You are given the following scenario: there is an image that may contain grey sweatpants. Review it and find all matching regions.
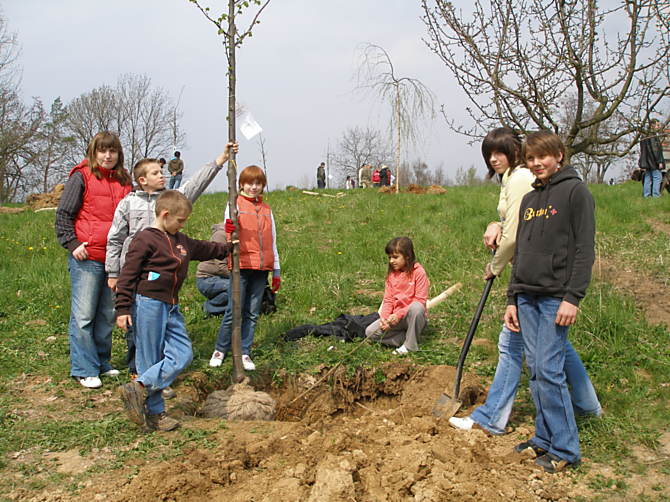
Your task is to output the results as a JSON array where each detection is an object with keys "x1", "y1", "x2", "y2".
[{"x1": 365, "y1": 301, "x2": 427, "y2": 351}]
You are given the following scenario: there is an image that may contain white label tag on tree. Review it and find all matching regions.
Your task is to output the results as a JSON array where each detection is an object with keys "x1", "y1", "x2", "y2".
[{"x1": 239, "y1": 112, "x2": 263, "y2": 140}]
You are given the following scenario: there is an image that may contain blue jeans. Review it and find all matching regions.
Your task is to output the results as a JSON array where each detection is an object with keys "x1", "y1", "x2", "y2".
[
  {"x1": 134, "y1": 295, "x2": 192, "y2": 415},
  {"x1": 196, "y1": 276, "x2": 229, "y2": 316},
  {"x1": 470, "y1": 325, "x2": 601, "y2": 435},
  {"x1": 517, "y1": 294, "x2": 580, "y2": 463},
  {"x1": 67, "y1": 256, "x2": 115, "y2": 378},
  {"x1": 215, "y1": 270, "x2": 267, "y2": 355},
  {"x1": 168, "y1": 173, "x2": 182, "y2": 189},
  {"x1": 643, "y1": 169, "x2": 662, "y2": 197}
]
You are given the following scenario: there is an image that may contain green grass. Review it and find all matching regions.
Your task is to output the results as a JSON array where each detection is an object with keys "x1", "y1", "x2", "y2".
[{"x1": 0, "y1": 181, "x2": 669, "y2": 496}]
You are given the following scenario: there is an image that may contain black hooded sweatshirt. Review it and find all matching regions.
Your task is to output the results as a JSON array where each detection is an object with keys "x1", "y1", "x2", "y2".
[{"x1": 507, "y1": 165, "x2": 595, "y2": 307}]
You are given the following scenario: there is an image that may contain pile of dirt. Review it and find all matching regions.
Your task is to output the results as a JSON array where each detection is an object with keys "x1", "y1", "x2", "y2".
[
  {"x1": 25, "y1": 363, "x2": 598, "y2": 502},
  {"x1": 25, "y1": 184, "x2": 64, "y2": 210},
  {"x1": 379, "y1": 184, "x2": 447, "y2": 195},
  {"x1": 0, "y1": 206, "x2": 26, "y2": 214}
]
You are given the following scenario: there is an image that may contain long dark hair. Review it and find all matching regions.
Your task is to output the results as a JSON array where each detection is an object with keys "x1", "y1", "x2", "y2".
[
  {"x1": 385, "y1": 236, "x2": 416, "y2": 276},
  {"x1": 85, "y1": 131, "x2": 132, "y2": 185},
  {"x1": 481, "y1": 127, "x2": 522, "y2": 180}
]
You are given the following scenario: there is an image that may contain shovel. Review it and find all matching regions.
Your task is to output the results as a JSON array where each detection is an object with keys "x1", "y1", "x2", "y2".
[{"x1": 432, "y1": 275, "x2": 495, "y2": 419}]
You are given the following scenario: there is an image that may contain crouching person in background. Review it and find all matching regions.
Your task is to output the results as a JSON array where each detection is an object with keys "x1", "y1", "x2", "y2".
[
  {"x1": 115, "y1": 191, "x2": 233, "y2": 431},
  {"x1": 196, "y1": 222, "x2": 230, "y2": 317}
]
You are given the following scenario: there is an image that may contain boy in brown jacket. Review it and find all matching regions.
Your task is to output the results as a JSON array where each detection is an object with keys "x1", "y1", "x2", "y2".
[{"x1": 115, "y1": 190, "x2": 233, "y2": 431}]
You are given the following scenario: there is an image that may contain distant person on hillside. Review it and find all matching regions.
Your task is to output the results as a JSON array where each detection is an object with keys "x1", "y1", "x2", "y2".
[
  {"x1": 115, "y1": 190, "x2": 233, "y2": 432},
  {"x1": 366, "y1": 237, "x2": 430, "y2": 354},
  {"x1": 168, "y1": 151, "x2": 184, "y2": 189},
  {"x1": 55, "y1": 132, "x2": 132, "y2": 389},
  {"x1": 449, "y1": 127, "x2": 600, "y2": 438},
  {"x1": 106, "y1": 142, "x2": 237, "y2": 384},
  {"x1": 638, "y1": 119, "x2": 666, "y2": 197},
  {"x1": 371, "y1": 167, "x2": 381, "y2": 187},
  {"x1": 379, "y1": 165, "x2": 390, "y2": 186},
  {"x1": 209, "y1": 165, "x2": 281, "y2": 372},
  {"x1": 196, "y1": 222, "x2": 230, "y2": 317},
  {"x1": 317, "y1": 162, "x2": 326, "y2": 189},
  {"x1": 358, "y1": 164, "x2": 371, "y2": 188},
  {"x1": 345, "y1": 175, "x2": 355, "y2": 189},
  {"x1": 504, "y1": 131, "x2": 596, "y2": 473}
]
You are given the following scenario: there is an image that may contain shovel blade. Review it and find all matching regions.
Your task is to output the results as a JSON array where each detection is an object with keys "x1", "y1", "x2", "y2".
[{"x1": 432, "y1": 393, "x2": 462, "y2": 419}]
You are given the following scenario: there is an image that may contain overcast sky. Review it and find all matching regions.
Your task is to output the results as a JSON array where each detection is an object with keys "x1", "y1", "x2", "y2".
[{"x1": 4, "y1": 0, "x2": 480, "y2": 191}]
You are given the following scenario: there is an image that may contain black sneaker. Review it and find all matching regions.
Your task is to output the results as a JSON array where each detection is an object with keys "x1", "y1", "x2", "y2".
[
  {"x1": 535, "y1": 452, "x2": 580, "y2": 473},
  {"x1": 514, "y1": 440, "x2": 547, "y2": 456}
]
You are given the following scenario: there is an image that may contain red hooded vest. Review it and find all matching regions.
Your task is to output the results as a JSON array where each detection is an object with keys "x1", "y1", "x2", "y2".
[{"x1": 71, "y1": 160, "x2": 131, "y2": 263}]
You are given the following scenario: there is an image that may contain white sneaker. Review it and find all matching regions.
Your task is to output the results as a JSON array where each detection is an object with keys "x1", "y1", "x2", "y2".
[
  {"x1": 393, "y1": 345, "x2": 409, "y2": 355},
  {"x1": 209, "y1": 350, "x2": 225, "y2": 367},
  {"x1": 101, "y1": 368, "x2": 120, "y2": 377},
  {"x1": 242, "y1": 355, "x2": 256, "y2": 371},
  {"x1": 448, "y1": 416, "x2": 475, "y2": 431},
  {"x1": 78, "y1": 376, "x2": 102, "y2": 389}
]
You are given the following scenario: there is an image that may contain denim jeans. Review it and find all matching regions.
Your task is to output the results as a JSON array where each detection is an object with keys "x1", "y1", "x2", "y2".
[
  {"x1": 215, "y1": 269, "x2": 267, "y2": 355},
  {"x1": 67, "y1": 256, "x2": 115, "y2": 377},
  {"x1": 134, "y1": 295, "x2": 193, "y2": 415},
  {"x1": 470, "y1": 325, "x2": 601, "y2": 435},
  {"x1": 643, "y1": 169, "x2": 662, "y2": 197},
  {"x1": 168, "y1": 173, "x2": 182, "y2": 189},
  {"x1": 196, "y1": 276, "x2": 229, "y2": 316},
  {"x1": 517, "y1": 294, "x2": 581, "y2": 463}
]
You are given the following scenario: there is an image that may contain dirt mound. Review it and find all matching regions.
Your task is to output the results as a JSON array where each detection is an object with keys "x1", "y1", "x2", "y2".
[
  {"x1": 378, "y1": 184, "x2": 447, "y2": 195},
  {"x1": 43, "y1": 363, "x2": 594, "y2": 502},
  {"x1": 0, "y1": 206, "x2": 26, "y2": 214},
  {"x1": 26, "y1": 184, "x2": 64, "y2": 210}
]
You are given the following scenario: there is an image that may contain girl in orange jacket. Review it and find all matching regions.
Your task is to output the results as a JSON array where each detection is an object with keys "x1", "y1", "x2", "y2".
[
  {"x1": 365, "y1": 237, "x2": 430, "y2": 354},
  {"x1": 209, "y1": 165, "x2": 280, "y2": 371}
]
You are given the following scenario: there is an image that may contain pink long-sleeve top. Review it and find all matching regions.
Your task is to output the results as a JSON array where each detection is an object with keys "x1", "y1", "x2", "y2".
[{"x1": 380, "y1": 262, "x2": 430, "y2": 320}]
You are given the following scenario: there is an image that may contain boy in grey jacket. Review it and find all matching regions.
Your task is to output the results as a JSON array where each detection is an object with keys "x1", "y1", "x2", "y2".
[{"x1": 106, "y1": 142, "x2": 237, "y2": 376}]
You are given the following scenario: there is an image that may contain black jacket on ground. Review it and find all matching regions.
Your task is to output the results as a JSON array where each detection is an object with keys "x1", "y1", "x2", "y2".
[
  {"x1": 283, "y1": 312, "x2": 380, "y2": 342},
  {"x1": 507, "y1": 165, "x2": 595, "y2": 307}
]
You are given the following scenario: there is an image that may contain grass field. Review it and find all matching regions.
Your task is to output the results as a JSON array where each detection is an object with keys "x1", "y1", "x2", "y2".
[{"x1": 0, "y1": 180, "x2": 669, "y2": 499}]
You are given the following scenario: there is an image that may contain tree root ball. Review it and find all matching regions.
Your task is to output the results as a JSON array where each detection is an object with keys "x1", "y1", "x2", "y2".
[{"x1": 201, "y1": 381, "x2": 276, "y2": 421}]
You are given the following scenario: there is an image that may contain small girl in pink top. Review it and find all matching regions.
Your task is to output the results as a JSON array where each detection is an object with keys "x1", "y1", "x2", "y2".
[{"x1": 365, "y1": 237, "x2": 430, "y2": 354}]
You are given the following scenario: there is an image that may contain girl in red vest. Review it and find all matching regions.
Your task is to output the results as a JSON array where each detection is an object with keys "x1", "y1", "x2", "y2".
[
  {"x1": 55, "y1": 132, "x2": 132, "y2": 389},
  {"x1": 209, "y1": 165, "x2": 280, "y2": 371}
]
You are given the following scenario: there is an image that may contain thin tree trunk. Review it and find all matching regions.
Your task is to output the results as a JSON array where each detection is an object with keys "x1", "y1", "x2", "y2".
[
  {"x1": 395, "y1": 85, "x2": 401, "y2": 193},
  {"x1": 226, "y1": 0, "x2": 245, "y2": 383}
]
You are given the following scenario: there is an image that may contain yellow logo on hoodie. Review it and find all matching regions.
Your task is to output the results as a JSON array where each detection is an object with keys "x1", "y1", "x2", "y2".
[{"x1": 524, "y1": 205, "x2": 558, "y2": 221}]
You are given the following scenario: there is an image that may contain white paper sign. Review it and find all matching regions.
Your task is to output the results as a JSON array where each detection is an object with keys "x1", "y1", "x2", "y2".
[{"x1": 239, "y1": 112, "x2": 263, "y2": 140}]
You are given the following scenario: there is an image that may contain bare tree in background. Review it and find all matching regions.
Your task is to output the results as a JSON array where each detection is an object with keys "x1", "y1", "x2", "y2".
[
  {"x1": 257, "y1": 133, "x2": 268, "y2": 188},
  {"x1": 0, "y1": 14, "x2": 45, "y2": 202},
  {"x1": 333, "y1": 126, "x2": 390, "y2": 185},
  {"x1": 356, "y1": 43, "x2": 435, "y2": 191},
  {"x1": 422, "y1": 0, "x2": 670, "y2": 166},
  {"x1": 189, "y1": 0, "x2": 272, "y2": 383},
  {"x1": 33, "y1": 97, "x2": 75, "y2": 193},
  {"x1": 66, "y1": 75, "x2": 185, "y2": 169}
]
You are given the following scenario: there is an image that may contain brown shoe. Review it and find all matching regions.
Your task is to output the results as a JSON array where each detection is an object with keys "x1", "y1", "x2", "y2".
[
  {"x1": 119, "y1": 381, "x2": 148, "y2": 427},
  {"x1": 147, "y1": 412, "x2": 180, "y2": 432}
]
